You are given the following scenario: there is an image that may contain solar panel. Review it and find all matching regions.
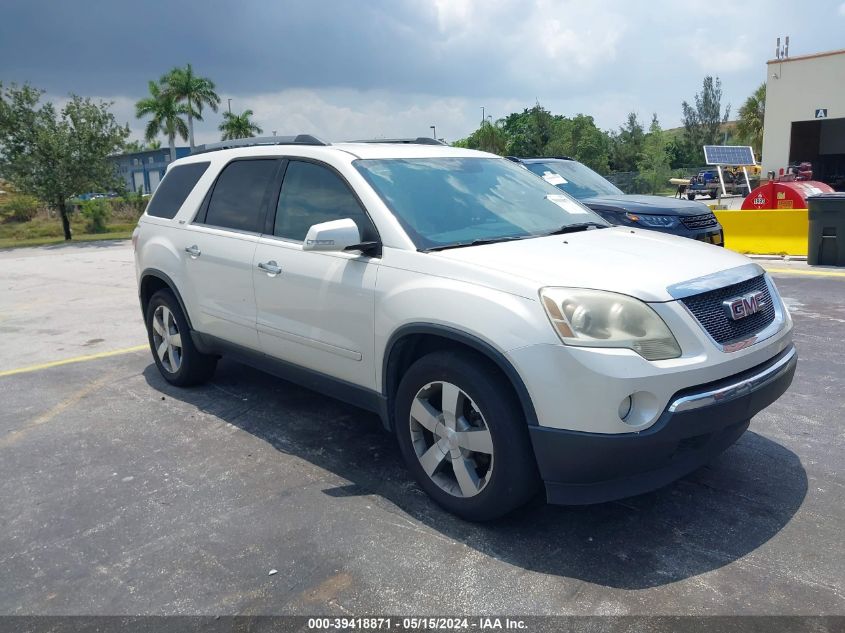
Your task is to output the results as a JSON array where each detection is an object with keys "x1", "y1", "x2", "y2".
[{"x1": 703, "y1": 145, "x2": 756, "y2": 166}]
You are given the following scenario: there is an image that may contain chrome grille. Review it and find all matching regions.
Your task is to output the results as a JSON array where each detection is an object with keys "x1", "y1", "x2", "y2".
[
  {"x1": 681, "y1": 275, "x2": 776, "y2": 345},
  {"x1": 680, "y1": 212, "x2": 718, "y2": 230}
]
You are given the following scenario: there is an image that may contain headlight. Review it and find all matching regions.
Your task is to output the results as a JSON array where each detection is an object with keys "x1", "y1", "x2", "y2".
[
  {"x1": 540, "y1": 288, "x2": 682, "y2": 360},
  {"x1": 625, "y1": 212, "x2": 678, "y2": 228}
]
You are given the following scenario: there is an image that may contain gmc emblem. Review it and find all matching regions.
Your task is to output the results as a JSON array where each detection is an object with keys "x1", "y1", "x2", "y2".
[{"x1": 723, "y1": 290, "x2": 766, "y2": 320}]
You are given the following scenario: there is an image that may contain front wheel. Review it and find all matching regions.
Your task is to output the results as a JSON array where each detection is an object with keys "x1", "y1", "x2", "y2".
[
  {"x1": 394, "y1": 351, "x2": 540, "y2": 521},
  {"x1": 145, "y1": 289, "x2": 217, "y2": 386}
]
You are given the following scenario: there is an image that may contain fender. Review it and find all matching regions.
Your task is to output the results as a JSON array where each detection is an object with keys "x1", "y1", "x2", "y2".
[
  {"x1": 139, "y1": 268, "x2": 195, "y2": 331},
  {"x1": 382, "y1": 323, "x2": 539, "y2": 427}
]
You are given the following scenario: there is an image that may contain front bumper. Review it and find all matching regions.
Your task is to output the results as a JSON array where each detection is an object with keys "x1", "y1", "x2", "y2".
[{"x1": 529, "y1": 344, "x2": 797, "y2": 505}]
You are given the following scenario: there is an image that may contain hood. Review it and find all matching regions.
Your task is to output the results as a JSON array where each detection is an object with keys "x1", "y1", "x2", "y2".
[
  {"x1": 581, "y1": 194, "x2": 711, "y2": 216},
  {"x1": 433, "y1": 227, "x2": 751, "y2": 302}
]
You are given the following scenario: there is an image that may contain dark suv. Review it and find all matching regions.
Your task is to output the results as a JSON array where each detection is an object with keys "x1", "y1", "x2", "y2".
[{"x1": 508, "y1": 157, "x2": 724, "y2": 246}]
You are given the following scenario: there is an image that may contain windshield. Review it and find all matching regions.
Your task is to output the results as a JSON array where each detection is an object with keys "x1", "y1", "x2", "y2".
[
  {"x1": 354, "y1": 157, "x2": 605, "y2": 250},
  {"x1": 524, "y1": 160, "x2": 622, "y2": 200}
]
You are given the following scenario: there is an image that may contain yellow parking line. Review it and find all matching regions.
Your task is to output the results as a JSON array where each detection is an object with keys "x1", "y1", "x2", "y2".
[
  {"x1": 766, "y1": 267, "x2": 845, "y2": 278},
  {"x1": 0, "y1": 344, "x2": 148, "y2": 378},
  {"x1": 0, "y1": 371, "x2": 117, "y2": 448}
]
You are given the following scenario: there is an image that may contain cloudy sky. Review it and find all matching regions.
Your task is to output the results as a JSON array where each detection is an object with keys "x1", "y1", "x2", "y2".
[{"x1": 2, "y1": 0, "x2": 844, "y2": 145}]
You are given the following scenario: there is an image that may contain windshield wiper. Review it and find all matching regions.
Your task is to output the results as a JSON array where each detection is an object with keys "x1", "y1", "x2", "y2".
[
  {"x1": 423, "y1": 235, "x2": 526, "y2": 252},
  {"x1": 544, "y1": 222, "x2": 608, "y2": 235}
]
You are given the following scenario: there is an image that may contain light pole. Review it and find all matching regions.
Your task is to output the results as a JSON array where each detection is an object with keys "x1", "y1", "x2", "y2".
[
  {"x1": 430, "y1": 125, "x2": 436, "y2": 139},
  {"x1": 227, "y1": 98, "x2": 232, "y2": 114}
]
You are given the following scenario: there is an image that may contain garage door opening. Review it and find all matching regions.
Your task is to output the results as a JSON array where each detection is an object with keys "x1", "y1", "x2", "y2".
[{"x1": 790, "y1": 118, "x2": 845, "y2": 191}]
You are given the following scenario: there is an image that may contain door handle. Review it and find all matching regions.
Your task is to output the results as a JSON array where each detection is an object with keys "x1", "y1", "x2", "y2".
[
  {"x1": 185, "y1": 245, "x2": 201, "y2": 258},
  {"x1": 257, "y1": 260, "x2": 282, "y2": 275}
]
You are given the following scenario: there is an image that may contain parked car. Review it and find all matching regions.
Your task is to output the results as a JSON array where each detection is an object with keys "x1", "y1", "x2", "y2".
[
  {"x1": 134, "y1": 136, "x2": 796, "y2": 521},
  {"x1": 508, "y1": 157, "x2": 724, "y2": 246}
]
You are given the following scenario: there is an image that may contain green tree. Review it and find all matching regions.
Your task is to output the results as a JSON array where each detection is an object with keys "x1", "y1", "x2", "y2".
[
  {"x1": 545, "y1": 114, "x2": 611, "y2": 173},
  {"x1": 218, "y1": 109, "x2": 262, "y2": 140},
  {"x1": 135, "y1": 80, "x2": 189, "y2": 162},
  {"x1": 162, "y1": 64, "x2": 220, "y2": 150},
  {"x1": 453, "y1": 120, "x2": 508, "y2": 154},
  {"x1": 610, "y1": 112, "x2": 645, "y2": 172},
  {"x1": 680, "y1": 76, "x2": 730, "y2": 165},
  {"x1": 501, "y1": 104, "x2": 555, "y2": 156},
  {"x1": 736, "y1": 83, "x2": 765, "y2": 157},
  {"x1": 0, "y1": 83, "x2": 129, "y2": 240},
  {"x1": 637, "y1": 114, "x2": 672, "y2": 194},
  {"x1": 123, "y1": 138, "x2": 163, "y2": 153}
]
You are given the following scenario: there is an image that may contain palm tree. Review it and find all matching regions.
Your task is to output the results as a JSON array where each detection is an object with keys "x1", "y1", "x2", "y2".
[
  {"x1": 218, "y1": 110, "x2": 263, "y2": 140},
  {"x1": 162, "y1": 64, "x2": 220, "y2": 150},
  {"x1": 135, "y1": 81, "x2": 189, "y2": 162},
  {"x1": 736, "y1": 83, "x2": 766, "y2": 157}
]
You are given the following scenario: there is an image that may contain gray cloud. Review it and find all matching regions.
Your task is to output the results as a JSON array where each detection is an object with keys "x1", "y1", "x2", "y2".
[{"x1": 2, "y1": 0, "x2": 844, "y2": 143}]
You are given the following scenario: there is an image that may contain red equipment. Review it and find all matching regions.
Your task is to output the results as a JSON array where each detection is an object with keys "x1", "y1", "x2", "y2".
[{"x1": 741, "y1": 179, "x2": 834, "y2": 210}]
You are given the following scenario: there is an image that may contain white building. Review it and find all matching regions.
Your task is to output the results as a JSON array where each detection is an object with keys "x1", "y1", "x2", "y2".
[{"x1": 761, "y1": 47, "x2": 845, "y2": 190}]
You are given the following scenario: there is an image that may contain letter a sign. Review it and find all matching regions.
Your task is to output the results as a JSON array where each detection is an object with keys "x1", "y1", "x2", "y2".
[{"x1": 815, "y1": 109, "x2": 828, "y2": 119}]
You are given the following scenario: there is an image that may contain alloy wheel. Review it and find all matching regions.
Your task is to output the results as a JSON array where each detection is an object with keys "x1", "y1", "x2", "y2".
[
  {"x1": 151, "y1": 305, "x2": 183, "y2": 373},
  {"x1": 409, "y1": 381, "x2": 494, "y2": 498}
]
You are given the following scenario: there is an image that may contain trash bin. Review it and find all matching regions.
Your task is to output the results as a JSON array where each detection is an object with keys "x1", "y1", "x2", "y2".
[{"x1": 807, "y1": 193, "x2": 845, "y2": 266}]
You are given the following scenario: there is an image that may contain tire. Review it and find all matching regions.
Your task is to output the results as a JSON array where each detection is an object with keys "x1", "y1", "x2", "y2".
[
  {"x1": 709, "y1": 190, "x2": 718, "y2": 199},
  {"x1": 394, "y1": 350, "x2": 540, "y2": 521},
  {"x1": 687, "y1": 193, "x2": 696, "y2": 200},
  {"x1": 145, "y1": 289, "x2": 217, "y2": 386}
]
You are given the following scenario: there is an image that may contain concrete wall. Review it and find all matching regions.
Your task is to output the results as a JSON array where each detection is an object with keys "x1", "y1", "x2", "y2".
[{"x1": 761, "y1": 50, "x2": 845, "y2": 175}]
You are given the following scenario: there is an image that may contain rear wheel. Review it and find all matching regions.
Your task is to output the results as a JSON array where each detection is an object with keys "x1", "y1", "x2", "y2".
[
  {"x1": 145, "y1": 289, "x2": 217, "y2": 386},
  {"x1": 394, "y1": 351, "x2": 540, "y2": 521}
]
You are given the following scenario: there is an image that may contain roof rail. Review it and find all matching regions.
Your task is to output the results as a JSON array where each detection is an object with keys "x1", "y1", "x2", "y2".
[
  {"x1": 349, "y1": 137, "x2": 447, "y2": 146},
  {"x1": 192, "y1": 134, "x2": 330, "y2": 155},
  {"x1": 506, "y1": 155, "x2": 574, "y2": 161}
]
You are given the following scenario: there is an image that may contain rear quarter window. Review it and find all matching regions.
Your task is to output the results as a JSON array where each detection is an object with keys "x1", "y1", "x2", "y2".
[{"x1": 145, "y1": 162, "x2": 210, "y2": 219}]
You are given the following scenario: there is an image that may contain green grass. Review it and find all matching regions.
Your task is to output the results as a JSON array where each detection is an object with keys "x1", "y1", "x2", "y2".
[
  {"x1": 0, "y1": 215, "x2": 135, "y2": 249},
  {"x1": 0, "y1": 230, "x2": 133, "y2": 249}
]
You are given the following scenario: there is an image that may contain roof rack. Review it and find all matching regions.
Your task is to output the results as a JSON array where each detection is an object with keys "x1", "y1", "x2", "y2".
[
  {"x1": 349, "y1": 137, "x2": 447, "y2": 146},
  {"x1": 192, "y1": 134, "x2": 330, "y2": 155}
]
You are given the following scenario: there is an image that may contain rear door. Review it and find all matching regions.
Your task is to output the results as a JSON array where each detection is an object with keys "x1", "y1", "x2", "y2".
[
  {"x1": 184, "y1": 158, "x2": 281, "y2": 350},
  {"x1": 252, "y1": 159, "x2": 381, "y2": 389}
]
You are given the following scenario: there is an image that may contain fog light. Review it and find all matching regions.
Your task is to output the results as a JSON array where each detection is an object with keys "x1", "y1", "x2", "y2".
[{"x1": 618, "y1": 395, "x2": 633, "y2": 421}]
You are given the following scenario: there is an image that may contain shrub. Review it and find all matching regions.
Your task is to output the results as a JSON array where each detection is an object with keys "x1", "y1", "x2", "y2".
[
  {"x1": 0, "y1": 195, "x2": 40, "y2": 223},
  {"x1": 80, "y1": 198, "x2": 111, "y2": 233},
  {"x1": 122, "y1": 190, "x2": 148, "y2": 217}
]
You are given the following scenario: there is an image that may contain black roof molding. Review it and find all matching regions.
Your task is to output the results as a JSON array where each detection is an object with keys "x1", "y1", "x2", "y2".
[
  {"x1": 506, "y1": 156, "x2": 575, "y2": 162},
  {"x1": 349, "y1": 137, "x2": 447, "y2": 146},
  {"x1": 192, "y1": 135, "x2": 330, "y2": 155}
]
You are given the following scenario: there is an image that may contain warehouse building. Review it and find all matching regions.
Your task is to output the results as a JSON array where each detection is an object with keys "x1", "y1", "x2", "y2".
[
  {"x1": 110, "y1": 147, "x2": 190, "y2": 194},
  {"x1": 761, "y1": 47, "x2": 845, "y2": 190}
]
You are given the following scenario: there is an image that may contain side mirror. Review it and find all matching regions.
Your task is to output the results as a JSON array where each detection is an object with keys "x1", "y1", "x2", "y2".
[{"x1": 303, "y1": 218, "x2": 361, "y2": 252}]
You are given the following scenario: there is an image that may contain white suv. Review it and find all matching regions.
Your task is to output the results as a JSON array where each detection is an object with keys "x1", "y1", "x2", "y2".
[{"x1": 133, "y1": 135, "x2": 797, "y2": 521}]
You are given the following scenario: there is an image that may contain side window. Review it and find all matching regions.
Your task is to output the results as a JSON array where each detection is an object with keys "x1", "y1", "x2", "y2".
[
  {"x1": 274, "y1": 161, "x2": 377, "y2": 242},
  {"x1": 204, "y1": 159, "x2": 279, "y2": 233},
  {"x1": 145, "y1": 162, "x2": 210, "y2": 219}
]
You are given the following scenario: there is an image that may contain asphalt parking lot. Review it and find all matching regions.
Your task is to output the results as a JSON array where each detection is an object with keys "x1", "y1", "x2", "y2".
[{"x1": 0, "y1": 241, "x2": 843, "y2": 616}]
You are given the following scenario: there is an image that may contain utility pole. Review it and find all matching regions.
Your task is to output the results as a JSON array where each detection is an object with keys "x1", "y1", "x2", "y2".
[{"x1": 481, "y1": 106, "x2": 485, "y2": 124}]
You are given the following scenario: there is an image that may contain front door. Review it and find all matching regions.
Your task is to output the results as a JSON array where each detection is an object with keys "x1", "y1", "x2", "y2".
[{"x1": 253, "y1": 159, "x2": 381, "y2": 389}]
